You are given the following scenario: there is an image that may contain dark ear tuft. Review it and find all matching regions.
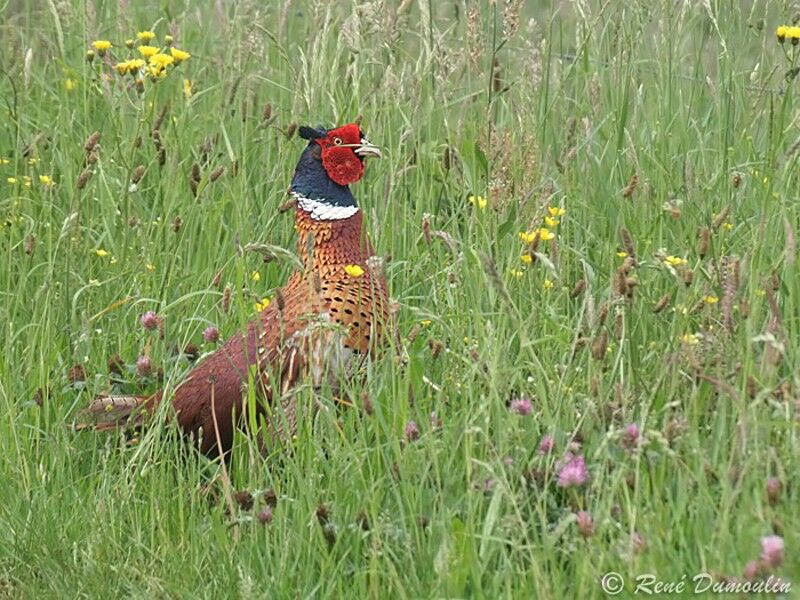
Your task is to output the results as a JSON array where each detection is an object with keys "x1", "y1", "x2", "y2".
[{"x1": 299, "y1": 126, "x2": 326, "y2": 141}]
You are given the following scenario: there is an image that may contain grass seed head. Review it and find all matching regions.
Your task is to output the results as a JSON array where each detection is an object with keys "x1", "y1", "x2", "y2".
[
  {"x1": 131, "y1": 165, "x2": 145, "y2": 184},
  {"x1": 622, "y1": 173, "x2": 638, "y2": 198},
  {"x1": 84, "y1": 131, "x2": 101, "y2": 153}
]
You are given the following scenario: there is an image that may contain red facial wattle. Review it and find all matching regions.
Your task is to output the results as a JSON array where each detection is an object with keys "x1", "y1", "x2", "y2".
[
  {"x1": 317, "y1": 123, "x2": 368, "y2": 186},
  {"x1": 321, "y1": 145, "x2": 365, "y2": 185}
]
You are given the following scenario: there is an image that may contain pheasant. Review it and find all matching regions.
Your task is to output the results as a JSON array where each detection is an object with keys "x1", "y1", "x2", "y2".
[{"x1": 84, "y1": 123, "x2": 388, "y2": 455}]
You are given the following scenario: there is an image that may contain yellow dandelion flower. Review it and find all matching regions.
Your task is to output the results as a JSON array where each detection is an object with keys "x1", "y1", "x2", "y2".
[
  {"x1": 520, "y1": 254, "x2": 533, "y2": 264},
  {"x1": 250, "y1": 270, "x2": 261, "y2": 282},
  {"x1": 95, "y1": 248, "x2": 109, "y2": 257},
  {"x1": 664, "y1": 256, "x2": 688, "y2": 267},
  {"x1": 149, "y1": 53, "x2": 174, "y2": 68},
  {"x1": 420, "y1": 319, "x2": 432, "y2": 327},
  {"x1": 679, "y1": 333, "x2": 700, "y2": 345},
  {"x1": 538, "y1": 227, "x2": 555, "y2": 241},
  {"x1": 114, "y1": 61, "x2": 131, "y2": 75},
  {"x1": 145, "y1": 263, "x2": 156, "y2": 272},
  {"x1": 548, "y1": 206, "x2": 566, "y2": 217},
  {"x1": 7, "y1": 177, "x2": 17, "y2": 184},
  {"x1": 147, "y1": 65, "x2": 167, "y2": 80},
  {"x1": 91, "y1": 40, "x2": 112, "y2": 54},
  {"x1": 255, "y1": 297, "x2": 271, "y2": 312},
  {"x1": 616, "y1": 251, "x2": 628, "y2": 258},
  {"x1": 777, "y1": 25, "x2": 788, "y2": 41},
  {"x1": 468, "y1": 195, "x2": 487, "y2": 209},
  {"x1": 183, "y1": 78, "x2": 192, "y2": 98},
  {"x1": 543, "y1": 278, "x2": 554, "y2": 290},
  {"x1": 703, "y1": 295, "x2": 719, "y2": 304},
  {"x1": 137, "y1": 31, "x2": 156, "y2": 42},
  {"x1": 544, "y1": 216, "x2": 559, "y2": 228},
  {"x1": 137, "y1": 45, "x2": 159, "y2": 58},
  {"x1": 64, "y1": 78, "x2": 76, "y2": 91},
  {"x1": 38, "y1": 175, "x2": 54, "y2": 186},
  {"x1": 344, "y1": 264, "x2": 365, "y2": 277},
  {"x1": 170, "y1": 47, "x2": 191, "y2": 63}
]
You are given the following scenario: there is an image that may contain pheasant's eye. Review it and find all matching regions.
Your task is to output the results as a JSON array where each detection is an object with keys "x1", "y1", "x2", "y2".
[{"x1": 333, "y1": 137, "x2": 343, "y2": 145}]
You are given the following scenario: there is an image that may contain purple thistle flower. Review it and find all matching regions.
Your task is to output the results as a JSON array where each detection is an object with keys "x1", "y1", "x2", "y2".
[
  {"x1": 557, "y1": 454, "x2": 588, "y2": 488},
  {"x1": 404, "y1": 420, "x2": 420, "y2": 442},
  {"x1": 538, "y1": 434, "x2": 555, "y2": 455},
  {"x1": 136, "y1": 355, "x2": 152, "y2": 376},
  {"x1": 203, "y1": 325, "x2": 220, "y2": 343},
  {"x1": 575, "y1": 511, "x2": 595, "y2": 538},
  {"x1": 257, "y1": 506, "x2": 273, "y2": 525},
  {"x1": 766, "y1": 477, "x2": 781, "y2": 505},
  {"x1": 621, "y1": 423, "x2": 640, "y2": 450},
  {"x1": 509, "y1": 396, "x2": 533, "y2": 416},
  {"x1": 140, "y1": 310, "x2": 160, "y2": 331},
  {"x1": 761, "y1": 535, "x2": 784, "y2": 568}
]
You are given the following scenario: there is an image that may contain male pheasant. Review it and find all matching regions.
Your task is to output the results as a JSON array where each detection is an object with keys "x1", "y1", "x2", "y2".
[{"x1": 84, "y1": 123, "x2": 388, "y2": 455}]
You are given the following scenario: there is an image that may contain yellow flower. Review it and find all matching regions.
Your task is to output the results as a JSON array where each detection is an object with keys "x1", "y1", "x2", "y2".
[
  {"x1": 543, "y1": 278, "x2": 554, "y2": 290},
  {"x1": 170, "y1": 47, "x2": 191, "y2": 63},
  {"x1": 538, "y1": 227, "x2": 555, "y2": 241},
  {"x1": 420, "y1": 319, "x2": 432, "y2": 327},
  {"x1": 510, "y1": 269, "x2": 524, "y2": 278},
  {"x1": 137, "y1": 31, "x2": 156, "y2": 42},
  {"x1": 138, "y1": 45, "x2": 159, "y2": 58},
  {"x1": 91, "y1": 40, "x2": 112, "y2": 54},
  {"x1": 519, "y1": 231, "x2": 536, "y2": 244},
  {"x1": 344, "y1": 264, "x2": 365, "y2": 277},
  {"x1": 679, "y1": 333, "x2": 700, "y2": 345},
  {"x1": 777, "y1": 25, "x2": 788, "y2": 41},
  {"x1": 115, "y1": 59, "x2": 145, "y2": 75},
  {"x1": 27, "y1": 157, "x2": 39, "y2": 166},
  {"x1": 703, "y1": 295, "x2": 719, "y2": 304},
  {"x1": 145, "y1": 263, "x2": 156, "y2": 272},
  {"x1": 548, "y1": 206, "x2": 566, "y2": 217},
  {"x1": 468, "y1": 195, "x2": 487, "y2": 209},
  {"x1": 723, "y1": 222, "x2": 733, "y2": 231},
  {"x1": 544, "y1": 216, "x2": 559, "y2": 228},
  {"x1": 250, "y1": 270, "x2": 261, "y2": 282},
  {"x1": 125, "y1": 39, "x2": 134, "y2": 49},
  {"x1": 38, "y1": 175, "x2": 54, "y2": 186},
  {"x1": 255, "y1": 297, "x2": 271, "y2": 312},
  {"x1": 148, "y1": 65, "x2": 167, "y2": 80},
  {"x1": 663, "y1": 256, "x2": 687, "y2": 267},
  {"x1": 95, "y1": 248, "x2": 109, "y2": 257},
  {"x1": 64, "y1": 79, "x2": 76, "y2": 91},
  {"x1": 22, "y1": 176, "x2": 31, "y2": 187},
  {"x1": 616, "y1": 251, "x2": 628, "y2": 258},
  {"x1": 183, "y1": 78, "x2": 193, "y2": 98},
  {"x1": 149, "y1": 53, "x2": 174, "y2": 68},
  {"x1": 520, "y1": 254, "x2": 533, "y2": 264},
  {"x1": 6, "y1": 177, "x2": 17, "y2": 184}
]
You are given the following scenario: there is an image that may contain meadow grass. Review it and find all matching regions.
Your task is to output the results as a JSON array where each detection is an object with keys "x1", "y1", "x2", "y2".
[{"x1": 0, "y1": 0, "x2": 798, "y2": 597}]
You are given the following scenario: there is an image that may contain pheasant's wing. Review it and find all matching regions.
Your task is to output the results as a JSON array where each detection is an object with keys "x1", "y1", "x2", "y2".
[{"x1": 159, "y1": 279, "x2": 332, "y2": 455}]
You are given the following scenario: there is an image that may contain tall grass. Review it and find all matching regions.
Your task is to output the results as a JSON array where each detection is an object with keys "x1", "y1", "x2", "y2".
[{"x1": 0, "y1": 0, "x2": 797, "y2": 596}]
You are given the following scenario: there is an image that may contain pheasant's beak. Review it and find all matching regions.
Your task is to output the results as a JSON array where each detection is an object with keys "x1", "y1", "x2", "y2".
[{"x1": 354, "y1": 138, "x2": 382, "y2": 158}]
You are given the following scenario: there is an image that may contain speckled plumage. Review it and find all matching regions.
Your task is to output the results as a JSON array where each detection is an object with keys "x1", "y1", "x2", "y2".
[
  {"x1": 82, "y1": 123, "x2": 388, "y2": 456},
  {"x1": 146, "y1": 206, "x2": 389, "y2": 454}
]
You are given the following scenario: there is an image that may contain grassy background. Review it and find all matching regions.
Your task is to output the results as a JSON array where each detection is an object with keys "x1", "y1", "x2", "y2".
[{"x1": 1, "y1": 0, "x2": 798, "y2": 597}]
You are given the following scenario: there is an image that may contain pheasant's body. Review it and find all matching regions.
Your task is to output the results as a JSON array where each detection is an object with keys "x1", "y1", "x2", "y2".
[
  {"x1": 147, "y1": 207, "x2": 388, "y2": 454},
  {"x1": 83, "y1": 123, "x2": 387, "y2": 455}
]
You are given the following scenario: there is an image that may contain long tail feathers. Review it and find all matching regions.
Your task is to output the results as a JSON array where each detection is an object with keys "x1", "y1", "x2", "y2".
[{"x1": 75, "y1": 395, "x2": 146, "y2": 431}]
